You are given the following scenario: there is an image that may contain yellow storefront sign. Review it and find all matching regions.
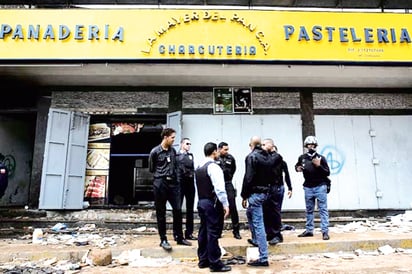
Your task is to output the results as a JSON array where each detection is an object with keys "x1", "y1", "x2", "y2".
[{"x1": 0, "y1": 9, "x2": 411, "y2": 62}]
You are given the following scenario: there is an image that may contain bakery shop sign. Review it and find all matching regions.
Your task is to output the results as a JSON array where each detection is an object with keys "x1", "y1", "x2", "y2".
[{"x1": 0, "y1": 24, "x2": 124, "y2": 42}]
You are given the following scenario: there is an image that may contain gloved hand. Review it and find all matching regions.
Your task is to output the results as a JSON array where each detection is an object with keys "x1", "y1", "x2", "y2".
[{"x1": 326, "y1": 184, "x2": 331, "y2": 194}]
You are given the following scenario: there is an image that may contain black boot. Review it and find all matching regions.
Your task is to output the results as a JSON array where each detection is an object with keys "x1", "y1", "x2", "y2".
[{"x1": 233, "y1": 231, "x2": 242, "y2": 239}]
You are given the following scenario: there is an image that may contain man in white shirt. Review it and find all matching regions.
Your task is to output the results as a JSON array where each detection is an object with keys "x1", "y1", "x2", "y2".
[{"x1": 195, "y1": 142, "x2": 231, "y2": 272}]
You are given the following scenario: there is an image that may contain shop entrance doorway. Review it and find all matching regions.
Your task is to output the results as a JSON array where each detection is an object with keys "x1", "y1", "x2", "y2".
[
  {"x1": 109, "y1": 127, "x2": 162, "y2": 205},
  {"x1": 86, "y1": 115, "x2": 164, "y2": 207}
]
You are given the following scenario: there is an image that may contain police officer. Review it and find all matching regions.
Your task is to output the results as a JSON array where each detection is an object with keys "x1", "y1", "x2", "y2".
[
  {"x1": 176, "y1": 137, "x2": 197, "y2": 240},
  {"x1": 148, "y1": 128, "x2": 191, "y2": 251},
  {"x1": 196, "y1": 142, "x2": 231, "y2": 272},
  {"x1": 216, "y1": 142, "x2": 241, "y2": 239}
]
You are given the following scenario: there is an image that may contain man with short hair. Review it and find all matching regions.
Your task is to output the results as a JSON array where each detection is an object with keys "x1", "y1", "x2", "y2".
[
  {"x1": 196, "y1": 142, "x2": 231, "y2": 272},
  {"x1": 216, "y1": 141, "x2": 241, "y2": 239},
  {"x1": 148, "y1": 128, "x2": 191, "y2": 251}
]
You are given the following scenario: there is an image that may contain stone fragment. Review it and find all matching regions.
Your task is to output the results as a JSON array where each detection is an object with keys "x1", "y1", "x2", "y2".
[
  {"x1": 378, "y1": 245, "x2": 395, "y2": 255},
  {"x1": 87, "y1": 248, "x2": 112, "y2": 266}
]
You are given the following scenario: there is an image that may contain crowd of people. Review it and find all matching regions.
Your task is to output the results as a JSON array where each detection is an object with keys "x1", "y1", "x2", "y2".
[{"x1": 148, "y1": 127, "x2": 331, "y2": 272}]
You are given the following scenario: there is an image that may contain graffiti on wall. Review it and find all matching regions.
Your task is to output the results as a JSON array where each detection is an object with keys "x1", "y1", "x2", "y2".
[
  {"x1": 320, "y1": 145, "x2": 345, "y2": 175},
  {"x1": 0, "y1": 153, "x2": 16, "y2": 178}
]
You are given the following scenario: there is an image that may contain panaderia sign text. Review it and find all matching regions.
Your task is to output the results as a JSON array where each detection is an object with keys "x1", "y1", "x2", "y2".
[{"x1": 0, "y1": 9, "x2": 411, "y2": 62}]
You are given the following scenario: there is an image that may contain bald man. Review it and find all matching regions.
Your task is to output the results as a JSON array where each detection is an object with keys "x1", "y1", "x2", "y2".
[{"x1": 242, "y1": 136, "x2": 261, "y2": 247}]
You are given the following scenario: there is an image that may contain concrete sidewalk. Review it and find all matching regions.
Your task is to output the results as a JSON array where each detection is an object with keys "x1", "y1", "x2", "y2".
[
  {"x1": 0, "y1": 226, "x2": 411, "y2": 263},
  {"x1": 1, "y1": 208, "x2": 412, "y2": 266},
  {"x1": 136, "y1": 228, "x2": 412, "y2": 259}
]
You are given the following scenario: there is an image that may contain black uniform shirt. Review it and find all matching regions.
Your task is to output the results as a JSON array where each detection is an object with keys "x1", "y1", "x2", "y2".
[
  {"x1": 148, "y1": 144, "x2": 178, "y2": 179},
  {"x1": 176, "y1": 151, "x2": 195, "y2": 178},
  {"x1": 216, "y1": 153, "x2": 236, "y2": 182}
]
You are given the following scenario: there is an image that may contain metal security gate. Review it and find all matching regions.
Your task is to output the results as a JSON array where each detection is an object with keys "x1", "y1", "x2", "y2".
[
  {"x1": 39, "y1": 109, "x2": 90, "y2": 209},
  {"x1": 315, "y1": 115, "x2": 412, "y2": 210}
]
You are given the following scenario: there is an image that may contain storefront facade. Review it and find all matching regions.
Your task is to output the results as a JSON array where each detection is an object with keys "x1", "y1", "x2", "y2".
[{"x1": 0, "y1": 7, "x2": 411, "y2": 211}]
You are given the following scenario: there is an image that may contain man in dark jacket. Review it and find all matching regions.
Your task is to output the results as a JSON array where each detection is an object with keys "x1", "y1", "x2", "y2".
[
  {"x1": 216, "y1": 141, "x2": 241, "y2": 239},
  {"x1": 241, "y1": 136, "x2": 283, "y2": 267},
  {"x1": 261, "y1": 138, "x2": 292, "y2": 246},
  {"x1": 295, "y1": 135, "x2": 331, "y2": 240}
]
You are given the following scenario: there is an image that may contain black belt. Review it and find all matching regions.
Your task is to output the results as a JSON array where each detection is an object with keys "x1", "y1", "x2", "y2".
[{"x1": 155, "y1": 176, "x2": 174, "y2": 181}]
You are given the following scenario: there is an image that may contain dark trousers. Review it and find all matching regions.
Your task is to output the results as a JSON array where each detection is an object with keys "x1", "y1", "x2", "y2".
[
  {"x1": 197, "y1": 198, "x2": 225, "y2": 269},
  {"x1": 218, "y1": 182, "x2": 240, "y2": 234},
  {"x1": 153, "y1": 178, "x2": 183, "y2": 242},
  {"x1": 180, "y1": 176, "x2": 196, "y2": 237},
  {"x1": 263, "y1": 185, "x2": 285, "y2": 241}
]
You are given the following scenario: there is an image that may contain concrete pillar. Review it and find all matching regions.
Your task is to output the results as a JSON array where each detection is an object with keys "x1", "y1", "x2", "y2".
[
  {"x1": 299, "y1": 91, "x2": 315, "y2": 148},
  {"x1": 168, "y1": 90, "x2": 182, "y2": 113}
]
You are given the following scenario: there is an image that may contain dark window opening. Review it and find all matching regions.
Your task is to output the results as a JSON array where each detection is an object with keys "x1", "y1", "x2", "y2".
[{"x1": 88, "y1": 115, "x2": 164, "y2": 208}]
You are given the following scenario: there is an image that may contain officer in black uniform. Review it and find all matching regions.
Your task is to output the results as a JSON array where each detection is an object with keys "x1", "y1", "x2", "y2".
[
  {"x1": 148, "y1": 128, "x2": 191, "y2": 251},
  {"x1": 216, "y1": 142, "x2": 241, "y2": 239},
  {"x1": 176, "y1": 137, "x2": 197, "y2": 240}
]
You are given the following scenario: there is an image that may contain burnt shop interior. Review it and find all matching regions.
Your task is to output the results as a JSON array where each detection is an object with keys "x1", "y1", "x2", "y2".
[{"x1": 85, "y1": 114, "x2": 165, "y2": 207}]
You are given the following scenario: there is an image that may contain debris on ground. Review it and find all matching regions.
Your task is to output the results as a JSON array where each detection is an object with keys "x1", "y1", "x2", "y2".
[{"x1": 0, "y1": 211, "x2": 412, "y2": 273}]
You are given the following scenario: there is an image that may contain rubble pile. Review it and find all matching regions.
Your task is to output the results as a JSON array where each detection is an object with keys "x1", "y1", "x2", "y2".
[
  {"x1": 12, "y1": 223, "x2": 157, "y2": 249},
  {"x1": 331, "y1": 210, "x2": 412, "y2": 234}
]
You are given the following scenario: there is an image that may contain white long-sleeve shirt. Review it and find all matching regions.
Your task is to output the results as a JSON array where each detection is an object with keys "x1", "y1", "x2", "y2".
[{"x1": 198, "y1": 157, "x2": 229, "y2": 208}]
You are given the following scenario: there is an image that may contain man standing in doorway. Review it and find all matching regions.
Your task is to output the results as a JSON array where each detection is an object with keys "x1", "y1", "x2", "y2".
[
  {"x1": 176, "y1": 137, "x2": 197, "y2": 241},
  {"x1": 217, "y1": 142, "x2": 241, "y2": 240},
  {"x1": 148, "y1": 128, "x2": 192, "y2": 251},
  {"x1": 295, "y1": 135, "x2": 331, "y2": 241},
  {"x1": 196, "y1": 142, "x2": 231, "y2": 272}
]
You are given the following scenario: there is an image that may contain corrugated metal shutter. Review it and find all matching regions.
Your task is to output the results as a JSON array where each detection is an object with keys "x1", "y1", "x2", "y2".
[{"x1": 39, "y1": 109, "x2": 89, "y2": 209}]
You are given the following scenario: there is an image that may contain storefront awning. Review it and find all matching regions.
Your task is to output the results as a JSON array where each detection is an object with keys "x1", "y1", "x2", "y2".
[{"x1": 1, "y1": 63, "x2": 411, "y2": 88}]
